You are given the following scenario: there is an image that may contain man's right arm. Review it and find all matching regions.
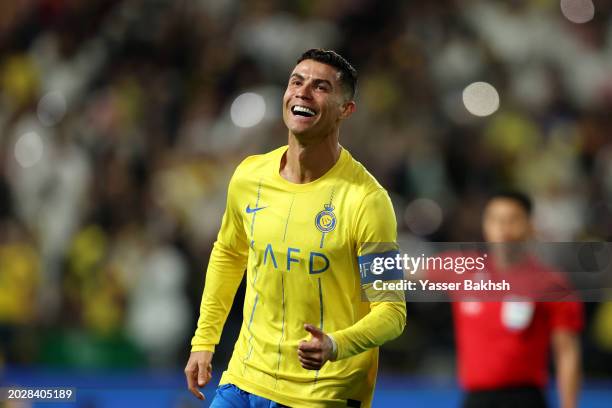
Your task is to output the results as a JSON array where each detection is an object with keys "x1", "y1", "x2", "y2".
[
  {"x1": 186, "y1": 168, "x2": 249, "y2": 399},
  {"x1": 191, "y1": 238, "x2": 248, "y2": 352}
]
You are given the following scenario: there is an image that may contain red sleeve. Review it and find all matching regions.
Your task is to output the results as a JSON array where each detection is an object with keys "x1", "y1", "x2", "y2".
[{"x1": 549, "y1": 301, "x2": 584, "y2": 333}]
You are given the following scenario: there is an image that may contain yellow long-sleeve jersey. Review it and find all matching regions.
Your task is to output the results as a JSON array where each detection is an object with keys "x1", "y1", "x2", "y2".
[{"x1": 191, "y1": 145, "x2": 406, "y2": 407}]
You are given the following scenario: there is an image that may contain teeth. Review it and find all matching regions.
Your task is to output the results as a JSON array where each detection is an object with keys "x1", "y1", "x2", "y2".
[{"x1": 292, "y1": 105, "x2": 316, "y2": 116}]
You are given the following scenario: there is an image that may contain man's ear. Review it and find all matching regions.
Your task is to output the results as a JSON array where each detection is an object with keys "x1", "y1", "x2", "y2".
[{"x1": 339, "y1": 100, "x2": 356, "y2": 120}]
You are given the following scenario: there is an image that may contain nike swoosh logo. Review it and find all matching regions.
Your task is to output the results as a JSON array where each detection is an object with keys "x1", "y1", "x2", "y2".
[{"x1": 246, "y1": 204, "x2": 267, "y2": 214}]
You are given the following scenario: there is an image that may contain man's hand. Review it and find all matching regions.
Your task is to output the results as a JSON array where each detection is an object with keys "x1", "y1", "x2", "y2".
[
  {"x1": 297, "y1": 323, "x2": 336, "y2": 370},
  {"x1": 184, "y1": 351, "x2": 213, "y2": 400}
]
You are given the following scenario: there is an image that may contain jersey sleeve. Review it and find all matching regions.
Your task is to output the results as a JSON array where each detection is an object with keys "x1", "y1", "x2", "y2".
[
  {"x1": 549, "y1": 301, "x2": 584, "y2": 333},
  {"x1": 191, "y1": 166, "x2": 249, "y2": 352},
  {"x1": 329, "y1": 188, "x2": 407, "y2": 360}
]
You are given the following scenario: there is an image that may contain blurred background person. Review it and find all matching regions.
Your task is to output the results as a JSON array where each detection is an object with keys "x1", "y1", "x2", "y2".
[{"x1": 455, "y1": 192, "x2": 582, "y2": 408}]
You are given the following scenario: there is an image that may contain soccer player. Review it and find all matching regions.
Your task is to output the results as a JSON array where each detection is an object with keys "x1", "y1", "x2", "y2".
[
  {"x1": 455, "y1": 191, "x2": 583, "y2": 408},
  {"x1": 184, "y1": 49, "x2": 406, "y2": 407}
]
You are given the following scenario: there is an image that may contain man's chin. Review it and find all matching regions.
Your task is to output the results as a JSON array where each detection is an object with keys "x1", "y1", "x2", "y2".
[{"x1": 287, "y1": 124, "x2": 315, "y2": 138}]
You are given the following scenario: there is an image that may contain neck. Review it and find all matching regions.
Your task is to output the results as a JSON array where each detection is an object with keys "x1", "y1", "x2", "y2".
[
  {"x1": 490, "y1": 243, "x2": 528, "y2": 270},
  {"x1": 280, "y1": 130, "x2": 341, "y2": 184}
]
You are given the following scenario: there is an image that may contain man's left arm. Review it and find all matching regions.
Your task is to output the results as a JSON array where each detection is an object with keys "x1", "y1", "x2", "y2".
[
  {"x1": 298, "y1": 188, "x2": 406, "y2": 368},
  {"x1": 328, "y1": 300, "x2": 406, "y2": 360},
  {"x1": 551, "y1": 300, "x2": 584, "y2": 408},
  {"x1": 334, "y1": 189, "x2": 406, "y2": 359},
  {"x1": 298, "y1": 286, "x2": 406, "y2": 368},
  {"x1": 553, "y1": 329, "x2": 581, "y2": 408}
]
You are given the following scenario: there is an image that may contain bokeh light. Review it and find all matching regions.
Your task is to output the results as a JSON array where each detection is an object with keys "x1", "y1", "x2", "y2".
[
  {"x1": 14, "y1": 131, "x2": 44, "y2": 168},
  {"x1": 37, "y1": 91, "x2": 67, "y2": 126},
  {"x1": 560, "y1": 0, "x2": 595, "y2": 24},
  {"x1": 462, "y1": 82, "x2": 500, "y2": 117},
  {"x1": 404, "y1": 198, "x2": 444, "y2": 236},
  {"x1": 230, "y1": 92, "x2": 266, "y2": 128}
]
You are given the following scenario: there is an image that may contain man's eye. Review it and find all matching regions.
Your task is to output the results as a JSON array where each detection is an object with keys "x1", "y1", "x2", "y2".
[{"x1": 317, "y1": 85, "x2": 329, "y2": 91}]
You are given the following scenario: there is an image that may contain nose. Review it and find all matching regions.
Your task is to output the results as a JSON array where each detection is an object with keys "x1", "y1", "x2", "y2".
[{"x1": 295, "y1": 83, "x2": 313, "y2": 100}]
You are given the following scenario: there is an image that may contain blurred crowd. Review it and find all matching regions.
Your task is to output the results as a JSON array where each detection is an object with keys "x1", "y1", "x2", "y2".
[{"x1": 1, "y1": 0, "x2": 612, "y2": 379}]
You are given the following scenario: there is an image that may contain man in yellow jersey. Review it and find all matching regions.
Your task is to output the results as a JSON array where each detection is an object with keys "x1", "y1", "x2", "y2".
[{"x1": 184, "y1": 49, "x2": 406, "y2": 407}]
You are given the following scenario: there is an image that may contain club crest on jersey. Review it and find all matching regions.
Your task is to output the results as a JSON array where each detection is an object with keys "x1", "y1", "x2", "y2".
[{"x1": 315, "y1": 203, "x2": 337, "y2": 233}]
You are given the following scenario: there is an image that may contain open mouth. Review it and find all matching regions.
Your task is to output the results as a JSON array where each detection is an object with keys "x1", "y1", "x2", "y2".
[{"x1": 291, "y1": 105, "x2": 317, "y2": 117}]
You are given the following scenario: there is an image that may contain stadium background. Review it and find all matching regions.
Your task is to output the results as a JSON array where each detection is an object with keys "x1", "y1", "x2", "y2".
[{"x1": 1, "y1": 0, "x2": 612, "y2": 406}]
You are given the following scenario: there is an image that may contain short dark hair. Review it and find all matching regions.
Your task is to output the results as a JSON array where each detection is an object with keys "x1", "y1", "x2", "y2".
[
  {"x1": 487, "y1": 190, "x2": 533, "y2": 216},
  {"x1": 297, "y1": 48, "x2": 357, "y2": 100}
]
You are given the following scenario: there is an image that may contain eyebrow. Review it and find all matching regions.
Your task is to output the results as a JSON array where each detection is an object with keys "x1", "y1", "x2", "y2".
[{"x1": 289, "y1": 73, "x2": 333, "y2": 89}]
